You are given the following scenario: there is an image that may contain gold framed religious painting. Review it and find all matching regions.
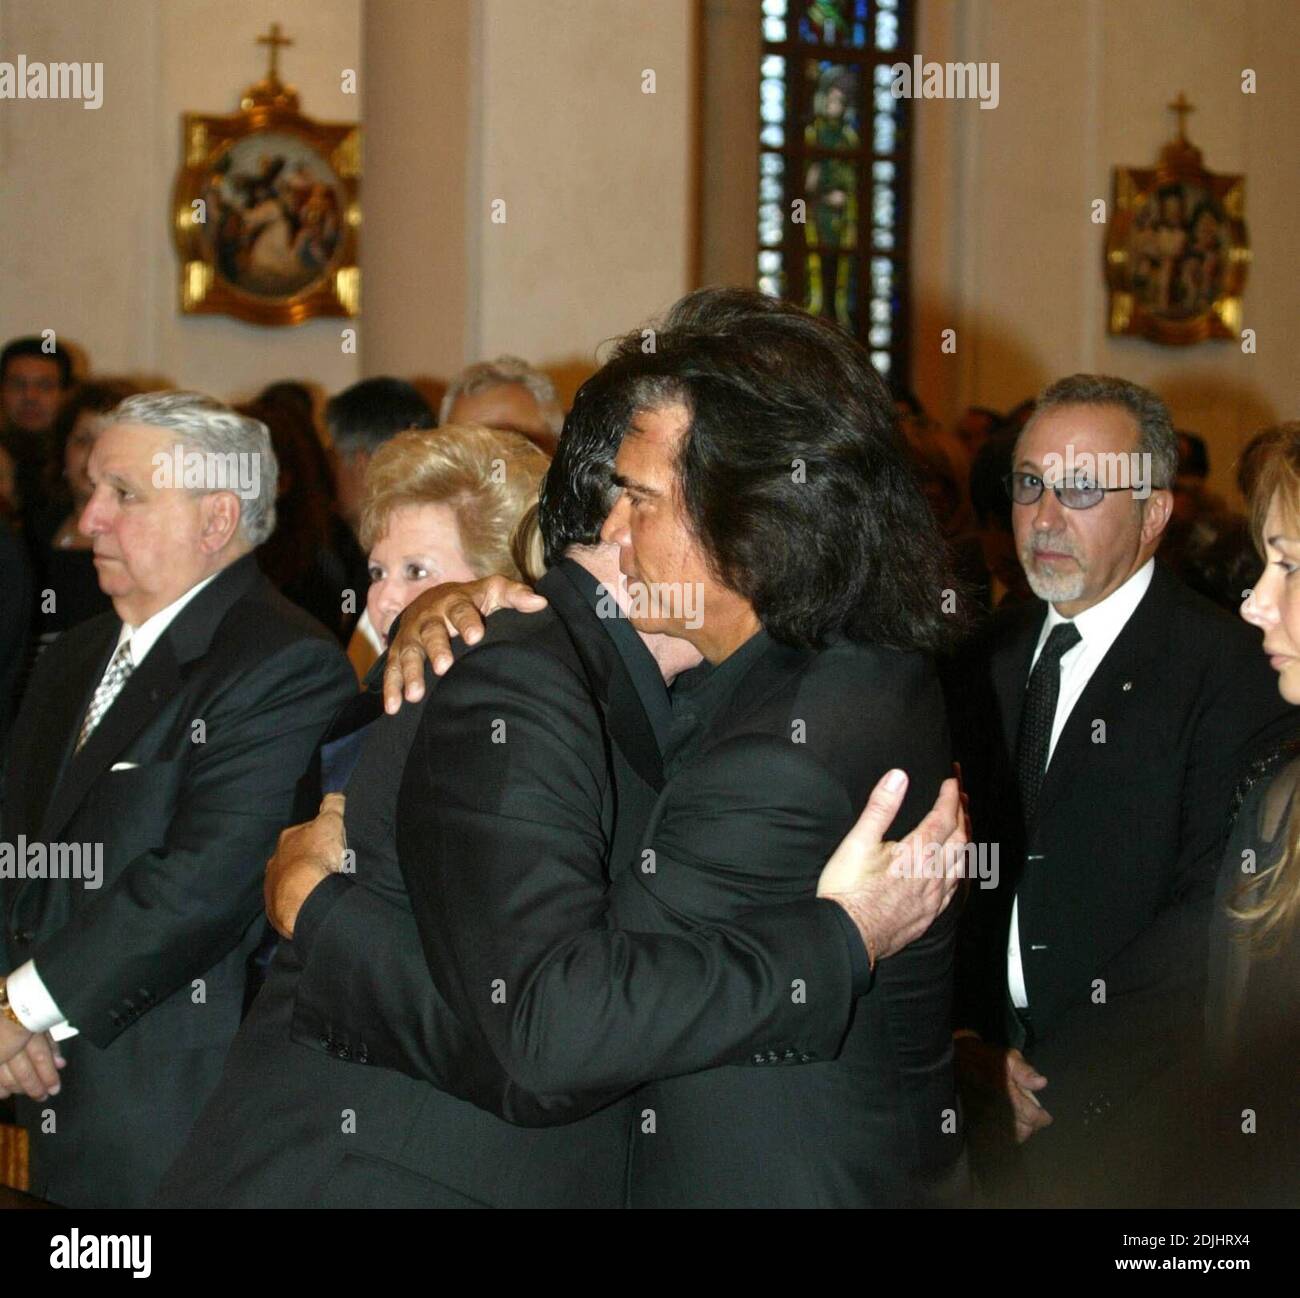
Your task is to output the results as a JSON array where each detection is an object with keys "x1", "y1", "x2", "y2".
[
  {"x1": 1104, "y1": 94, "x2": 1248, "y2": 346},
  {"x1": 171, "y1": 25, "x2": 360, "y2": 326}
]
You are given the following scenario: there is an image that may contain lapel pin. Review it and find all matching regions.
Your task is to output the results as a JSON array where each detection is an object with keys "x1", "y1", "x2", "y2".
[{"x1": 1121, "y1": 680, "x2": 1133, "y2": 692}]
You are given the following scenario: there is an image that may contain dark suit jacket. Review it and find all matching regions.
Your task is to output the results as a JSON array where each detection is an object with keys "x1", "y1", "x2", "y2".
[
  {"x1": 158, "y1": 561, "x2": 663, "y2": 1207},
  {"x1": 0, "y1": 522, "x2": 33, "y2": 761},
  {"x1": 0, "y1": 552, "x2": 353, "y2": 1207},
  {"x1": 399, "y1": 613, "x2": 960, "y2": 1207},
  {"x1": 617, "y1": 636, "x2": 963, "y2": 1207},
  {"x1": 948, "y1": 561, "x2": 1292, "y2": 1199},
  {"x1": 165, "y1": 563, "x2": 915, "y2": 1207}
]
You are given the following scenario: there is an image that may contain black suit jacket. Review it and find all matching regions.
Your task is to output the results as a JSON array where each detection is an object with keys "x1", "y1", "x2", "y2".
[
  {"x1": 949, "y1": 562, "x2": 1292, "y2": 1180},
  {"x1": 0, "y1": 522, "x2": 33, "y2": 760},
  {"x1": 616, "y1": 636, "x2": 963, "y2": 1207},
  {"x1": 0, "y1": 553, "x2": 353, "y2": 1207},
  {"x1": 396, "y1": 620, "x2": 877, "y2": 1137},
  {"x1": 159, "y1": 562, "x2": 663, "y2": 1207}
]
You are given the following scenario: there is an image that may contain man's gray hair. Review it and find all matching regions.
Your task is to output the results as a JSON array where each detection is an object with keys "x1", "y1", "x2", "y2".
[
  {"x1": 111, "y1": 390, "x2": 278, "y2": 545},
  {"x1": 1025, "y1": 373, "x2": 1178, "y2": 492},
  {"x1": 439, "y1": 355, "x2": 563, "y2": 437}
]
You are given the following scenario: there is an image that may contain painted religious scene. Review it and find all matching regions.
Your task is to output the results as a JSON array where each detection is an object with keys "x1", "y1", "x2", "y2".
[{"x1": 202, "y1": 131, "x2": 344, "y2": 298}]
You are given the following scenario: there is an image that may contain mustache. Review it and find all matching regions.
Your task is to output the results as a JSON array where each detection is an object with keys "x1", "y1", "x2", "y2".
[{"x1": 1026, "y1": 534, "x2": 1080, "y2": 559}]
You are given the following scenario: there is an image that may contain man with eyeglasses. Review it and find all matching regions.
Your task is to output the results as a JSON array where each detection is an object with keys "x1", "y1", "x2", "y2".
[{"x1": 946, "y1": 373, "x2": 1291, "y2": 1207}]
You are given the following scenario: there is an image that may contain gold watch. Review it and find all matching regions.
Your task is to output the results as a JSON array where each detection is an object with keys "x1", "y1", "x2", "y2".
[{"x1": 0, "y1": 976, "x2": 24, "y2": 1028}]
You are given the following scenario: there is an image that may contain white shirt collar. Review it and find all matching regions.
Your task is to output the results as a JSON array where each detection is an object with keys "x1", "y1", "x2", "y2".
[
  {"x1": 114, "y1": 571, "x2": 221, "y2": 666},
  {"x1": 1034, "y1": 557, "x2": 1155, "y2": 663}
]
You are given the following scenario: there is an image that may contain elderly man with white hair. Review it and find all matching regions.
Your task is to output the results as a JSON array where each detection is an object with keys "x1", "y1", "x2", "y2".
[
  {"x1": 440, "y1": 355, "x2": 564, "y2": 455},
  {"x1": 0, "y1": 391, "x2": 353, "y2": 1207}
]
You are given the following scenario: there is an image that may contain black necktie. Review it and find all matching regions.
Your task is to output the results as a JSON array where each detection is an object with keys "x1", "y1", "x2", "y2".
[{"x1": 1015, "y1": 622, "x2": 1081, "y2": 831}]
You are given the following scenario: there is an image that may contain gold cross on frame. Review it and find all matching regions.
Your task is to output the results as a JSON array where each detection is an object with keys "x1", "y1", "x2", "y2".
[
  {"x1": 1167, "y1": 91, "x2": 1195, "y2": 143},
  {"x1": 257, "y1": 22, "x2": 293, "y2": 83}
]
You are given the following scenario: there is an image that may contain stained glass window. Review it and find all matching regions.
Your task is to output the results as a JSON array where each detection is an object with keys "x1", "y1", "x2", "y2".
[{"x1": 756, "y1": 0, "x2": 914, "y2": 381}]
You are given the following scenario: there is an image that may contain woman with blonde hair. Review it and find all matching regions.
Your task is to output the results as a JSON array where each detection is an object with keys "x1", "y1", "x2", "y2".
[
  {"x1": 1204, "y1": 419, "x2": 1300, "y2": 1203},
  {"x1": 346, "y1": 423, "x2": 548, "y2": 678}
]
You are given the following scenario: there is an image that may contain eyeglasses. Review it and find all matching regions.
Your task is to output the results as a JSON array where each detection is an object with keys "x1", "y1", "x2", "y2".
[{"x1": 1003, "y1": 471, "x2": 1154, "y2": 511}]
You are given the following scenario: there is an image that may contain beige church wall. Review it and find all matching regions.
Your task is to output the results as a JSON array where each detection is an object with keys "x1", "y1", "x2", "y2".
[
  {"x1": 359, "y1": 0, "x2": 699, "y2": 406},
  {"x1": 0, "y1": 0, "x2": 362, "y2": 402},
  {"x1": 698, "y1": 0, "x2": 760, "y2": 289},
  {"x1": 360, "y1": 0, "x2": 472, "y2": 396},
  {"x1": 912, "y1": 0, "x2": 1300, "y2": 503},
  {"x1": 470, "y1": 0, "x2": 698, "y2": 405}
]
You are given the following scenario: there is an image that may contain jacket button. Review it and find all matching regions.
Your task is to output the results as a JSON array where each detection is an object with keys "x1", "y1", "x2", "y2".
[
  {"x1": 336, "y1": 1044, "x2": 351, "y2": 1061},
  {"x1": 356, "y1": 1045, "x2": 370, "y2": 1065},
  {"x1": 752, "y1": 1053, "x2": 766, "y2": 1065},
  {"x1": 13, "y1": 929, "x2": 32, "y2": 945},
  {"x1": 799, "y1": 1052, "x2": 814, "y2": 1063}
]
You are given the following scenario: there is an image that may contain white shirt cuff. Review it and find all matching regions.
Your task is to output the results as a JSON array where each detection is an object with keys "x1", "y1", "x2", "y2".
[{"x1": 6, "y1": 961, "x2": 78, "y2": 1039}]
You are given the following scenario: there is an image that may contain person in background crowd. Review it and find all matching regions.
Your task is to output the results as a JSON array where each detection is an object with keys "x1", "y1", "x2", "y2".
[
  {"x1": 1200, "y1": 421, "x2": 1300, "y2": 1206},
  {"x1": 0, "y1": 337, "x2": 74, "y2": 530},
  {"x1": 27, "y1": 381, "x2": 141, "y2": 656},
  {"x1": 353, "y1": 426, "x2": 548, "y2": 681},
  {"x1": 948, "y1": 374, "x2": 1292, "y2": 1208},
  {"x1": 956, "y1": 405, "x2": 1002, "y2": 459},
  {"x1": 245, "y1": 392, "x2": 369, "y2": 646},
  {"x1": 0, "y1": 391, "x2": 353, "y2": 1207},
  {"x1": 0, "y1": 443, "x2": 19, "y2": 526},
  {"x1": 901, "y1": 418, "x2": 990, "y2": 613},
  {"x1": 325, "y1": 377, "x2": 436, "y2": 537},
  {"x1": 440, "y1": 356, "x2": 564, "y2": 457},
  {"x1": 256, "y1": 379, "x2": 324, "y2": 436},
  {"x1": 1172, "y1": 430, "x2": 1214, "y2": 522},
  {"x1": 1160, "y1": 428, "x2": 1258, "y2": 612},
  {"x1": 345, "y1": 424, "x2": 547, "y2": 679},
  {"x1": 969, "y1": 428, "x2": 1035, "y2": 611},
  {"x1": 892, "y1": 386, "x2": 927, "y2": 434}
]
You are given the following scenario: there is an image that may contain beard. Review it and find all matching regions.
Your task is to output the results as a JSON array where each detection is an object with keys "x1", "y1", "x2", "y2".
[{"x1": 1021, "y1": 534, "x2": 1087, "y2": 604}]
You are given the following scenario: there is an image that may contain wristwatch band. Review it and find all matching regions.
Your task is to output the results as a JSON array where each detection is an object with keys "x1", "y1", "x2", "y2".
[{"x1": 0, "y1": 976, "x2": 24, "y2": 1028}]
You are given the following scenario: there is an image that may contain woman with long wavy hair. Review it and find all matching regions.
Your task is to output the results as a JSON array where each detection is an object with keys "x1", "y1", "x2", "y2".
[{"x1": 1205, "y1": 419, "x2": 1300, "y2": 1204}]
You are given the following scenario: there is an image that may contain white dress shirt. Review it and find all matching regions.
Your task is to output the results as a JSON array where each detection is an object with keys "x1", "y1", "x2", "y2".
[
  {"x1": 1007, "y1": 558, "x2": 1155, "y2": 1010},
  {"x1": 6, "y1": 573, "x2": 220, "y2": 1039}
]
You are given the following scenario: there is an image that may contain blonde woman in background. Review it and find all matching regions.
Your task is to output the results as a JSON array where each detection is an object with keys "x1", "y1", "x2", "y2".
[
  {"x1": 346, "y1": 424, "x2": 548, "y2": 680},
  {"x1": 1203, "y1": 419, "x2": 1300, "y2": 1205}
]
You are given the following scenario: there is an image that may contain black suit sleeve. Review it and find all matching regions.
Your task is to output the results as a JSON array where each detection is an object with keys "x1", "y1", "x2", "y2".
[
  {"x1": 32, "y1": 637, "x2": 354, "y2": 1046},
  {"x1": 290, "y1": 825, "x2": 874, "y2": 1081},
  {"x1": 289, "y1": 872, "x2": 481, "y2": 1085},
  {"x1": 396, "y1": 639, "x2": 855, "y2": 1103}
]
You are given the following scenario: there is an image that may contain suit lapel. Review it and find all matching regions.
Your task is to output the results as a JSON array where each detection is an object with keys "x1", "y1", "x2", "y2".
[
  {"x1": 20, "y1": 618, "x2": 119, "y2": 838},
  {"x1": 991, "y1": 605, "x2": 1045, "y2": 762},
  {"x1": 538, "y1": 562, "x2": 664, "y2": 792},
  {"x1": 40, "y1": 634, "x2": 183, "y2": 841},
  {"x1": 1036, "y1": 570, "x2": 1166, "y2": 812},
  {"x1": 38, "y1": 553, "x2": 264, "y2": 842}
]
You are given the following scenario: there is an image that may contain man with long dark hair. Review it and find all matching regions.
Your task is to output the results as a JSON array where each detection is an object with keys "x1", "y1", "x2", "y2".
[
  {"x1": 388, "y1": 292, "x2": 970, "y2": 1205},
  {"x1": 163, "y1": 291, "x2": 967, "y2": 1208}
]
